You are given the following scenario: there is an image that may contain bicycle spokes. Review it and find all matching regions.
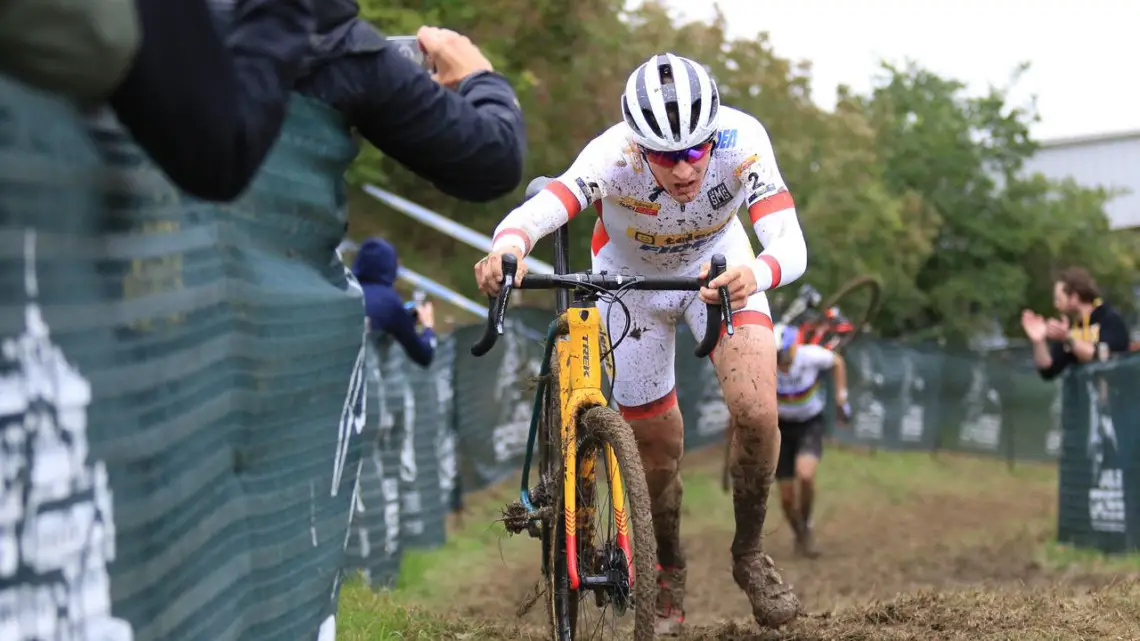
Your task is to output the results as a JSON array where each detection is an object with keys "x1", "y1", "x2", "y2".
[{"x1": 572, "y1": 439, "x2": 636, "y2": 635}]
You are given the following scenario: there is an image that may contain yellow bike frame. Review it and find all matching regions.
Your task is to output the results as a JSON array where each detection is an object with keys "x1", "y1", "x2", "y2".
[{"x1": 556, "y1": 306, "x2": 633, "y2": 590}]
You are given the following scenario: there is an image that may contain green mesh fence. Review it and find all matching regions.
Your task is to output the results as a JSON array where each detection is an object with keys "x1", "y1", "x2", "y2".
[
  {"x1": 1, "y1": 75, "x2": 369, "y2": 641},
  {"x1": 1056, "y1": 354, "x2": 1140, "y2": 553}
]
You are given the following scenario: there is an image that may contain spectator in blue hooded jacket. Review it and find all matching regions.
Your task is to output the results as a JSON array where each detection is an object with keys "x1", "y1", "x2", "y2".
[{"x1": 352, "y1": 237, "x2": 436, "y2": 367}]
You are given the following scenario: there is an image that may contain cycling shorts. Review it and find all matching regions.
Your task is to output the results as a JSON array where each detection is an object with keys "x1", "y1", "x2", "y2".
[
  {"x1": 594, "y1": 221, "x2": 773, "y2": 417},
  {"x1": 775, "y1": 413, "x2": 824, "y2": 479}
]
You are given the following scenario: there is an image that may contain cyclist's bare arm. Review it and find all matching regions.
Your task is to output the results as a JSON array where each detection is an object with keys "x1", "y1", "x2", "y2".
[
  {"x1": 476, "y1": 134, "x2": 616, "y2": 294},
  {"x1": 832, "y1": 352, "x2": 848, "y2": 406}
]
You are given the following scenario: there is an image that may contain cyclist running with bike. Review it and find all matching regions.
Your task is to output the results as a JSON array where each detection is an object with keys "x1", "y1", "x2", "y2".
[
  {"x1": 772, "y1": 323, "x2": 850, "y2": 558},
  {"x1": 475, "y1": 53, "x2": 807, "y2": 634}
]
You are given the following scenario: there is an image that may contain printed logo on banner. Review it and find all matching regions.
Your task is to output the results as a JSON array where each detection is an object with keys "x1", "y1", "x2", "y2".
[
  {"x1": 435, "y1": 354, "x2": 458, "y2": 502},
  {"x1": 959, "y1": 364, "x2": 1001, "y2": 449},
  {"x1": 492, "y1": 319, "x2": 542, "y2": 464},
  {"x1": 0, "y1": 230, "x2": 135, "y2": 641},
  {"x1": 852, "y1": 349, "x2": 885, "y2": 441},
  {"x1": 1086, "y1": 379, "x2": 1125, "y2": 533},
  {"x1": 1045, "y1": 382, "x2": 1063, "y2": 457},
  {"x1": 898, "y1": 356, "x2": 925, "y2": 442},
  {"x1": 332, "y1": 330, "x2": 368, "y2": 497},
  {"x1": 383, "y1": 365, "x2": 421, "y2": 537}
]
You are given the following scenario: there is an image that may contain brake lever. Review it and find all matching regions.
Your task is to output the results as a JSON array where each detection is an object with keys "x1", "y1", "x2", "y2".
[
  {"x1": 706, "y1": 254, "x2": 734, "y2": 336},
  {"x1": 694, "y1": 254, "x2": 732, "y2": 358},
  {"x1": 470, "y1": 254, "x2": 518, "y2": 356},
  {"x1": 718, "y1": 271, "x2": 734, "y2": 337}
]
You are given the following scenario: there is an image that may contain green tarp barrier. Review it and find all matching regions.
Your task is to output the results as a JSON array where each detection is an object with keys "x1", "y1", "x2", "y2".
[
  {"x1": 1056, "y1": 353, "x2": 1140, "y2": 553},
  {"x1": 1, "y1": 75, "x2": 368, "y2": 641}
]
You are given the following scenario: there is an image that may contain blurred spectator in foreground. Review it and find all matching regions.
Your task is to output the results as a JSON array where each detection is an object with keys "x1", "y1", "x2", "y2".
[
  {"x1": 289, "y1": 4, "x2": 526, "y2": 202},
  {"x1": 0, "y1": 0, "x2": 140, "y2": 105},
  {"x1": 352, "y1": 237, "x2": 437, "y2": 367},
  {"x1": 108, "y1": 0, "x2": 318, "y2": 201},
  {"x1": 1021, "y1": 266, "x2": 1130, "y2": 380}
]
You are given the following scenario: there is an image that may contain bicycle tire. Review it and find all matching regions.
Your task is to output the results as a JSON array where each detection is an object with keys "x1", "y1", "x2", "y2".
[
  {"x1": 538, "y1": 349, "x2": 573, "y2": 640},
  {"x1": 818, "y1": 275, "x2": 882, "y2": 351},
  {"x1": 540, "y1": 354, "x2": 657, "y2": 640}
]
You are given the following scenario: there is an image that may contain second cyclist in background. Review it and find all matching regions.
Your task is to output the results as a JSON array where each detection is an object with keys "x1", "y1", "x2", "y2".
[{"x1": 772, "y1": 323, "x2": 850, "y2": 558}]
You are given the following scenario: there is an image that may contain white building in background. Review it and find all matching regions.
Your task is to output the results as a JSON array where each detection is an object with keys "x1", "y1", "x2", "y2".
[{"x1": 1020, "y1": 129, "x2": 1140, "y2": 230}]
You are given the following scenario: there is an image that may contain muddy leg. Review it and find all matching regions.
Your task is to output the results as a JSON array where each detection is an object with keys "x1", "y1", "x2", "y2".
[
  {"x1": 778, "y1": 480, "x2": 801, "y2": 534},
  {"x1": 713, "y1": 322, "x2": 801, "y2": 629},
  {"x1": 626, "y1": 397, "x2": 688, "y2": 635},
  {"x1": 794, "y1": 454, "x2": 820, "y2": 558}
]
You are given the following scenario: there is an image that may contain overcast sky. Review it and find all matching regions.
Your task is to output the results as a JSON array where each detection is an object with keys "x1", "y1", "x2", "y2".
[{"x1": 657, "y1": 0, "x2": 1137, "y2": 142}]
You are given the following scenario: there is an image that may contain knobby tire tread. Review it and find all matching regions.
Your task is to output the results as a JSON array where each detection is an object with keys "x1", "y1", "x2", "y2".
[
  {"x1": 579, "y1": 405, "x2": 658, "y2": 641},
  {"x1": 541, "y1": 347, "x2": 656, "y2": 641}
]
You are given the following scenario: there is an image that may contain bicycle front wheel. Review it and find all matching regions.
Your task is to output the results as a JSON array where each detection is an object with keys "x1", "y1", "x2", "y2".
[{"x1": 542, "y1": 403, "x2": 657, "y2": 638}]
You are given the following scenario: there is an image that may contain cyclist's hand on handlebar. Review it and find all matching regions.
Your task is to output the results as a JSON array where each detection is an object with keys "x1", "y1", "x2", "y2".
[
  {"x1": 698, "y1": 263, "x2": 757, "y2": 310},
  {"x1": 475, "y1": 247, "x2": 527, "y2": 296}
]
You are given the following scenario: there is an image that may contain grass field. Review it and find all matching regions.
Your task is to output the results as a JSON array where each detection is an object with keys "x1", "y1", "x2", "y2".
[{"x1": 335, "y1": 444, "x2": 1140, "y2": 640}]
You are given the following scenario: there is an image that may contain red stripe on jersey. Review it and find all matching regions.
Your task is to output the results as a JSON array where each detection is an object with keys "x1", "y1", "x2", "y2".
[
  {"x1": 547, "y1": 181, "x2": 583, "y2": 219},
  {"x1": 591, "y1": 219, "x2": 610, "y2": 256},
  {"x1": 618, "y1": 389, "x2": 678, "y2": 421},
  {"x1": 708, "y1": 311, "x2": 774, "y2": 363},
  {"x1": 759, "y1": 255, "x2": 782, "y2": 288},
  {"x1": 747, "y1": 190, "x2": 794, "y2": 224},
  {"x1": 492, "y1": 228, "x2": 533, "y2": 255}
]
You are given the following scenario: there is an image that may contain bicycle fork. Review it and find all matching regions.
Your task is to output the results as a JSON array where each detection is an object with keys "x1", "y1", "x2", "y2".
[{"x1": 560, "y1": 307, "x2": 634, "y2": 591}]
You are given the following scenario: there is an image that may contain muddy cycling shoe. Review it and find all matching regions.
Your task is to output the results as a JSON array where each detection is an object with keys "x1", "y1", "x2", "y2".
[
  {"x1": 731, "y1": 553, "x2": 801, "y2": 629},
  {"x1": 654, "y1": 564, "x2": 687, "y2": 636},
  {"x1": 794, "y1": 523, "x2": 821, "y2": 559}
]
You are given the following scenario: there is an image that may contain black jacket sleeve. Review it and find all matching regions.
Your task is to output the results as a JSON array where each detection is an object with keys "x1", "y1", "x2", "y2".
[
  {"x1": 1098, "y1": 308, "x2": 1131, "y2": 353},
  {"x1": 1037, "y1": 341, "x2": 1073, "y2": 381},
  {"x1": 297, "y1": 48, "x2": 526, "y2": 202},
  {"x1": 109, "y1": 0, "x2": 314, "y2": 201}
]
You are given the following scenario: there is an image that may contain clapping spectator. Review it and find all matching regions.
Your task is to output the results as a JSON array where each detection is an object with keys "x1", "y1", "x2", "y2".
[{"x1": 1021, "y1": 266, "x2": 1130, "y2": 380}]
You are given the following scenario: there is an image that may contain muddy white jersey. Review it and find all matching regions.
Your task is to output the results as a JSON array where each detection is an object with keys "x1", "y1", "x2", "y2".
[
  {"x1": 491, "y1": 106, "x2": 807, "y2": 290},
  {"x1": 489, "y1": 107, "x2": 808, "y2": 409},
  {"x1": 776, "y1": 344, "x2": 836, "y2": 422}
]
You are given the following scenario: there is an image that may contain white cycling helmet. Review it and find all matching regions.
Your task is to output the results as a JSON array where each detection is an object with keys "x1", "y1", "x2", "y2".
[{"x1": 621, "y1": 53, "x2": 720, "y2": 152}]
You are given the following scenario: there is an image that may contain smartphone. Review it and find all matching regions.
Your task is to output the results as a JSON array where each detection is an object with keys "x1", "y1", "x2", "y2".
[
  {"x1": 387, "y1": 35, "x2": 429, "y2": 69},
  {"x1": 404, "y1": 290, "x2": 428, "y2": 318}
]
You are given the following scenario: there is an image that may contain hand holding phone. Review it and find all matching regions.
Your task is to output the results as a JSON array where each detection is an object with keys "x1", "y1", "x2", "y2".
[
  {"x1": 413, "y1": 27, "x2": 494, "y2": 89},
  {"x1": 387, "y1": 35, "x2": 430, "y2": 70}
]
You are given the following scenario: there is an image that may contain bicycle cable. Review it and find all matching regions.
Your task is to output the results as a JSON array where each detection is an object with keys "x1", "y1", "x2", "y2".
[
  {"x1": 599, "y1": 281, "x2": 640, "y2": 407},
  {"x1": 555, "y1": 278, "x2": 637, "y2": 408}
]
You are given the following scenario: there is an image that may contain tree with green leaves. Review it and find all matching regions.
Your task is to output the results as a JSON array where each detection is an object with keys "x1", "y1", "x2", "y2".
[{"x1": 345, "y1": 0, "x2": 1135, "y2": 343}]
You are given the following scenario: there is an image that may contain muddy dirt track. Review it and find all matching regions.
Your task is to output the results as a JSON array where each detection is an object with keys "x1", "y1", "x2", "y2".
[{"x1": 402, "y1": 448, "x2": 1139, "y2": 640}]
